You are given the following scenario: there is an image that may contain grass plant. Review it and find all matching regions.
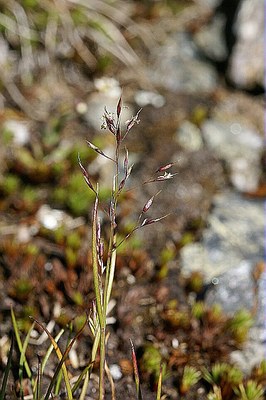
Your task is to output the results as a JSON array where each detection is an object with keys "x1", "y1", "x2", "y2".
[{"x1": 77, "y1": 96, "x2": 176, "y2": 399}]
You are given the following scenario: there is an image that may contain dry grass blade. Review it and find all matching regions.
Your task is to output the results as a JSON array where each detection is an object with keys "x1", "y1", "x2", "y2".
[
  {"x1": 105, "y1": 362, "x2": 116, "y2": 400},
  {"x1": 53, "y1": 0, "x2": 97, "y2": 69},
  {"x1": 41, "y1": 328, "x2": 64, "y2": 374},
  {"x1": 156, "y1": 366, "x2": 163, "y2": 400}
]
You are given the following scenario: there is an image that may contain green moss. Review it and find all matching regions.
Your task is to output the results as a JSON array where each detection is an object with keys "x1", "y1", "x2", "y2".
[
  {"x1": 186, "y1": 271, "x2": 204, "y2": 294},
  {"x1": 228, "y1": 309, "x2": 254, "y2": 343},
  {"x1": 22, "y1": 186, "x2": 39, "y2": 210},
  {"x1": 25, "y1": 243, "x2": 39, "y2": 256},
  {"x1": 74, "y1": 314, "x2": 87, "y2": 332},
  {"x1": 97, "y1": 54, "x2": 113, "y2": 73},
  {"x1": 179, "y1": 232, "x2": 194, "y2": 246},
  {"x1": 192, "y1": 301, "x2": 205, "y2": 320},
  {"x1": 141, "y1": 344, "x2": 162, "y2": 378},
  {"x1": 191, "y1": 105, "x2": 208, "y2": 126},
  {"x1": 16, "y1": 148, "x2": 36, "y2": 169},
  {"x1": 65, "y1": 247, "x2": 78, "y2": 267},
  {"x1": 156, "y1": 263, "x2": 169, "y2": 280},
  {"x1": 1, "y1": 174, "x2": 20, "y2": 195},
  {"x1": 160, "y1": 246, "x2": 175, "y2": 264},
  {"x1": 68, "y1": 144, "x2": 94, "y2": 167},
  {"x1": 2, "y1": 128, "x2": 13, "y2": 144},
  {"x1": 67, "y1": 191, "x2": 94, "y2": 216},
  {"x1": 181, "y1": 366, "x2": 201, "y2": 395},
  {"x1": 71, "y1": 291, "x2": 84, "y2": 307},
  {"x1": 54, "y1": 226, "x2": 66, "y2": 245},
  {"x1": 234, "y1": 380, "x2": 264, "y2": 400},
  {"x1": 52, "y1": 187, "x2": 67, "y2": 206},
  {"x1": 12, "y1": 278, "x2": 33, "y2": 302},
  {"x1": 66, "y1": 231, "x2": 81, "y2": 250}
]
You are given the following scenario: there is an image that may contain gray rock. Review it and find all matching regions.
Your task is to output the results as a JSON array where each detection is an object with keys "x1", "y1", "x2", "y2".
[
  {"x1": 230, "y1": 337, "x2": 266, "y2": 374},
  {"x1": 109, "y1": 364, "x2": 123, "y2": 380},
  {"x1": 196, "y1": 0, "x2": 222, "y2": 8},
  {"x1": 194, "y1": 14, "x2": 228, "y2": 61},
  {"x1": 181, "y1": 190, "x2": 265, "y2": 373},
  {"x1": 180, "y1": 191, "x2": 264, "y2": 280},
  {"x1": 205, "y1": 261, "x2": 255, "y2": 314},
  {"x1": 202, "y1": 119, "x2": 263, "y2": 192},
  {"x1": 205, "y1": 265, "x2": 266, "y2": 373},
  {"x1": 228, "y1": 0, "x2": 264, "y2": 89},
  {"x1": 4, "y1": 119, "x2": 31, "y2": 145},
  {"x1": 176, "y1": 121, "x2": 203, "y2": 151},
  {"x1": 150, "y1": 33, "x2": 218, "y2": 94},
  {"x1": 134, "y1": 90, "x2": 165, "y2": 108}
]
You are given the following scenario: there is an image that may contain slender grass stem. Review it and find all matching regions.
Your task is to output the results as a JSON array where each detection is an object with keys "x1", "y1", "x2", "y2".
[
  {"x1": 99, "y1": 326, "x2": 106, "y2": 400},
  {"x1": 92, "y1": 195, "x2": 104, "y2": 330}
]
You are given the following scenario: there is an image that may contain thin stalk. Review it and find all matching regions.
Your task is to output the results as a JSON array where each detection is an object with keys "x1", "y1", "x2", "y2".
[
  {"x1": 92, "y1": 193, "x2": 105, "y2": 400},
  {"x1": 99, "y1": 326, "x2": 106, "y2": 400},
  {"x1": 103, "y1": 141, "x2": 120, "y2": 312},
  {"x1": 98, "y1": 140, "x2": 120, "y2": 400},
  {"x1": 92, "y1": 194, "x2": 104, "y2": 329},
  {"x1": 105, "y1": 245, "x2": 117, "y2": 306}
]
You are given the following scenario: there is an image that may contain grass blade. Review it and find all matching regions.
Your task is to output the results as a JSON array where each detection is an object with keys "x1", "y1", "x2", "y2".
[
  {"x1": 34, "y1": 355, "x2": 42, "y2": 400},
  {"x1": 54, "y1": 369, "x2": 63, "y2": 396},
  {"x1": 30, "y1": 317, "x2": 73, "y2": 400},
  {"x1": 11, "y1": 308, "x2": 32, "y2": 381},
  {"x1": 130, "y1": 339, "x2": 143, "y2": 400},
  {"x1": 79, "y1": 371, "x2": 89, "y2": 400},
  {"x1": 41, "y1": 329, "x2": 64, "y2": 374},
  {"x1": 156, "y1": 366, "x2": 163, "y2": 400},
  {"x1": 71, "y1": 361, "x2": 94, "y2": 396},
  {"x1": 105, "y1": 361, "x2": 116, "y2": 400},
  {"x1": 30, "y1": 315, "x2": 88, "y2": 400},
  {"x1": 18, "y1": 322, "x2": 35, "y2": 396},
  {"x1": 0, "y1": 334, "x2": 14, "y2": 400}
]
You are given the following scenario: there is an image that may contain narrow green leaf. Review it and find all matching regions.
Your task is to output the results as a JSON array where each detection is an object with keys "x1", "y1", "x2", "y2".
[
  {"x1": 41, "y1": 329, "x2": 64, "y2": 374},
  {"x1": 34, "y1": 355, "x2": 42, "y2": 400},
  {"x1": 71, "y1": 362, "x2": 94, "y2": 395},
  {"x1": 79, "y1": 371, "x2": 89, "y2": 400},
  {"x1": 11, "y1": 308, "x2": 32, "y2": 380},
  {"x1": 19, "y1": 322, "x2": 35, "y2": 387},
  {"x1": 54, "y1": 369, "x2": 63, "y2": 396}
]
